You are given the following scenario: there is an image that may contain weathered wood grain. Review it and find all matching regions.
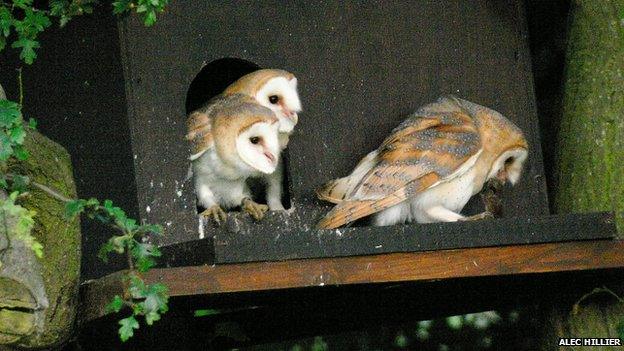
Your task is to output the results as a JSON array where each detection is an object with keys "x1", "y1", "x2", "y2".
[{"x1": 81, "y1": 240, "x2": 624, "y2": 322}]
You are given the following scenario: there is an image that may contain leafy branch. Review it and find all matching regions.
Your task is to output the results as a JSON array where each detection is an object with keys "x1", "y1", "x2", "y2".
[
  {"x1": 0, "y1": 0, "x2": 169, "y2": 64},
  {"x1": 1, "y1": 93, "x2": 168, "y2": 341},
  {"x1": 1, "y1": 0, "x2": 171, "y2": 342},
  {"x1": 65, "y1": 197, "x2": 168, "y2": 342}
]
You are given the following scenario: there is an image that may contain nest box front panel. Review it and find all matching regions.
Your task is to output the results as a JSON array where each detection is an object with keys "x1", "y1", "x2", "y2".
[{"x1": 119, "y1": 0, "x2": 549, "y2": 247}]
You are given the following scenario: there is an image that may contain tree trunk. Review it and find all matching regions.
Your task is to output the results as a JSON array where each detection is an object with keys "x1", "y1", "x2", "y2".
[
  {"x1": 0, "y1": 129, "x2": 81, "y2": 349},
  {"x1": 541, "y1": 0, "x2": 624, "y2": 349},
  {"x1": 555, "y1": 0, "x2": 624, "y2": 233}
]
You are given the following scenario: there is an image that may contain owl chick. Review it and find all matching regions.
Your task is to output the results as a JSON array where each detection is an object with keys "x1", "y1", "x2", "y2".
[
  {"x1": 222, "y1": 69, "x2": 302, "y2": 210},
  {"x1": 186, "y1": 94, "x2": 281, "y2": 223},
  {"x1": 317, "y1": 96, "x2": 528, "y2": 229}
]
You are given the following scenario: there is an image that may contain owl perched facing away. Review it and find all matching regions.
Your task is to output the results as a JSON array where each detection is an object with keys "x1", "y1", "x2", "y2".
[
  {"x1": 317, "y1": 96, "x2": 528, "y2": 229},
  {"x1": 221, "y1": 69, "x2": 302, "y2": 210},
  {"x1": 187, "y1": 94, "x2": 281, "y2": 223}
]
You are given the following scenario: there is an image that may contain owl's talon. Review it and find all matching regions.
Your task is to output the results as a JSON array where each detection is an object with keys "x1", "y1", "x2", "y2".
[
  {"x1": 242, "y1": 198, "x2": 268, "y2": 221},
  {"x1": 461, "y1": 211, "x2": 495, "y2": 221},
  {"x1": 201, "y1": 205, "x2": 227, "y2": 225}
]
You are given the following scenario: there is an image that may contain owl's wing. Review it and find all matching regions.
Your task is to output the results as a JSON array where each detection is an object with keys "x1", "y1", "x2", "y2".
[
  {"x1": 317, "y1": 96, "x2": 482, "y2": 229},
  {"x1": 186, "y1": 110, "x2": 214, "y2": 161}
]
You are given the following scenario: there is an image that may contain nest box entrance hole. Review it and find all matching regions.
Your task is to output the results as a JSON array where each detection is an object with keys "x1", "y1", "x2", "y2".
[{"x1": 185, "y1": 58, "x2": 292, "y2": 212}]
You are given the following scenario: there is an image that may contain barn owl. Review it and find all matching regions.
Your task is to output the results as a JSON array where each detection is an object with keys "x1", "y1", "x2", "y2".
[
  {"x1": 317, "y1": 96, "x2": 528, "y2": 229},
  {"x1": 222, "y1": 69, "x2": 302, "y2": 210},
  {"x1": 186, "y1": 94, "x2": 281, "y2": 223}
]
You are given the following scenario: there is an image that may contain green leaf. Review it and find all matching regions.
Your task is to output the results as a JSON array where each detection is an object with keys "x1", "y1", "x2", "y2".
[
  {"x1": 143, "y1": 282, "x2": 168, "y2": 314},
  {"x1": 59, "y1": 15, "x2": 70, "y2": 27},
  {"x1": 1, "y1": 195, "x2": 40, "y2": 257},
  {"x1": 144, "y1": 10, "x2": 156, "y2": 26},
  {"x1": 128, "y1": 274, "x2": 148, "y2": 299},
  {"x1": 118, "y1": 316, "x2": 139, "y2": 342},
  {"x1": 9, "y1": 174, "x2": 29, "y2": 193},
  {"x1": 311, "y1": 337, "x2": 328, "y2": 351},
  {"x1": 28, "y1": 118, "x2": 37, "y2": 130},
  {"x1": 144, "y1": 310, "x2": 160, "y2": 325},
  {"x1": 112, "y1": 0, "x2": 133, "y2": 15},
  {"x1": 24, "y1": 9, "x2": 52, "y2": 32},
  {"x1": 0, "y1": 7, "x2": 12, "y2": 37},
  {"x1": 11, "y1": 37, "x2": 40, "y2": 65},
  {"x1": 0, "y1": 100, "x2": 22, "y2": 128},
  {"x1": 14, "y1": 145, "x2": 29, "y2": 161},
  {"x1": 85, "y1": 198, "x2": 100, "y2": 206},
  {"x1": 31, "y1": 241, "x2": 43, "y2": 258},
  {"x1": 65, "y1": 200, "x2": 85, "y2": 218},
  {"x1": 9, "y1": 125, "x2": 26, "y2": 143},
  {"x1": 12, "y1": 0, "x2": 33, "y2": 10},
  {"x1": 97, "y1": 240, "x2": 114, "y2": 262},
  {"x1": 194, "y1": 309, "x2": 220, "y2": 317},
  {"x1": 111, "y1": 235, "x2": 128, "y2": 254},
  {"x1": 106, "y1": 295, "x2": 125, "y2": 314},
  {"x1": 49, "y1": 0, "x2": 68, "y2": 17},
  {"x1": 0, "y1": 133, "x2": 13, "y2": 161},
  {"x1": 121, "y1": 217, "x2": 138, "y2": 231},
  {"x1": 132, "y1": 242, "x2": 161, "y2": 272}
]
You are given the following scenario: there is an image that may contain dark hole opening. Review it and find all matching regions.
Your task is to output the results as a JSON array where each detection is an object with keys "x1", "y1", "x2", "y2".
[
  {"x1": 185, "y1": 58, "x2": 292, "y2": 215},
  {"x1": 185, "y1": 58, "x2": 261, "y2": 114}
]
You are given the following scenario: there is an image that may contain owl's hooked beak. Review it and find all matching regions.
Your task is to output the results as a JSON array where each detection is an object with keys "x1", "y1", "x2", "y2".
[
  {"x1": 264, "y1": 150, "x2": 277, "y2": 165},
  {"x1": 279, "y1": 102, "x2": 299, "y2": 123}
]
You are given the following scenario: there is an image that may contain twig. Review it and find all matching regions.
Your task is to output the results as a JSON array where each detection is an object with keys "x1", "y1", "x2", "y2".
[
  {"x1": 17, "y1": 68, "x2": 23, "y2": 106},
  {"x1": 30, "y1": 180, "x2": 73, "y2": 203},
  {"x1": 4, "y1": 173, "x2": 72, "y2": 202}
]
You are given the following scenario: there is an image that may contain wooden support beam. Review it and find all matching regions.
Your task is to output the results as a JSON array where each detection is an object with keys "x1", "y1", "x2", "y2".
[{"x1": 80, "y1": 239, "x2": 624, "y2": 323}]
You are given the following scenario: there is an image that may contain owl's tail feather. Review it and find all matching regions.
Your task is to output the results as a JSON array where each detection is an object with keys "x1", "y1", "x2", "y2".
[
  {"x1": 316, "y1": 176, "x2": 354, "y2": 204},
  {"x1": 316, "y1": 150, "x2": 379, "y2": 204},
  {"x1": 317, "y1": 173, "x2": 439, "y2": 229},
  {"x1": 316, "y1": 189, "x2": 407, "y2": 229}
]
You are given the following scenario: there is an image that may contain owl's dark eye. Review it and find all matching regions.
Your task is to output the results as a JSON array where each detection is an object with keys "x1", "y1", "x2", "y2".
[
  {"x1": 250, "y1": 136, "x2": 261, "y2": 144},
  {"x1": 269, "y1": 95, "x2": 279, "y2": 104},
  {"x1": 505, "y1": 157, "x2": 514, "y2": 166}
]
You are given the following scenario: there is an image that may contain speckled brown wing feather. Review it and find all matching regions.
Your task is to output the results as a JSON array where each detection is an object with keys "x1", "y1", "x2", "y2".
[
  {"x1": 317, "y1": 96, "x2": 482, "y2": 229},
  {"x1": 186, "y1": 110, "x2": 214, "y2": 160}
]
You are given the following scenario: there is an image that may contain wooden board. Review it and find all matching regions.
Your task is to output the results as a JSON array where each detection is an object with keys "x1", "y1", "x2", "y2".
[
  {"x1": 78, "y1": 268, "x2": 624, "y2": 350},
  {"x1": 213, "y1": 212, "x2": 616, "y2": 263},
  {"x1": 117, "y1": 0, "x2": 553, "y2": 261},
  {"x1": 81, "y1": 239, "x2": 624, "y2": 323}
]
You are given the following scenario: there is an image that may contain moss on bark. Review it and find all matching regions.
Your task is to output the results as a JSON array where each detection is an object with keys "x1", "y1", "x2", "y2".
[
  {"x1": 5, "y1": 130, "x2": 80, "y2": 349},
  {"x1": 555, "y1": 0, "x2": 624, "y2": 234},
  {"x1": 543, "y1": 1, "x2": 624, "y2": 349}
]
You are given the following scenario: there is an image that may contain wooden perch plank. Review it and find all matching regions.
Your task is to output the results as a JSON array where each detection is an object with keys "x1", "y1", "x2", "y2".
[
  {"x1": 214, "y1": 212, "x2": 616, "y2": 263},
  {"x1": 81, "y1": 239, "x2": 624, "y2": 322}
]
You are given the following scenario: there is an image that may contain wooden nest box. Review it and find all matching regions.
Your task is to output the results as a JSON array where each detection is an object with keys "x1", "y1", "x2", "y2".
[{"x1": 75, "y1": 0, "x2": 623, "y2": 338}]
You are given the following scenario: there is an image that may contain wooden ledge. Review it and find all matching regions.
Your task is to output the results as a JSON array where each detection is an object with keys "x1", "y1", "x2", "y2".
[{"x1": 81, "y1": 239, "x2": 624, "y2": 323}]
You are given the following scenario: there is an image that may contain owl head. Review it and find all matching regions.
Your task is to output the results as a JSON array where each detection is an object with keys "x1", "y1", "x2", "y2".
[
  {"x1": 224, "y1": 69, "x2": 302, "y2": 134},
  {"x1": 213, "y1": 100, "x2": 281, "y2": 175},
  {"x1": 487, "y1": 147, "x2": 528, "y2": 185}
]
